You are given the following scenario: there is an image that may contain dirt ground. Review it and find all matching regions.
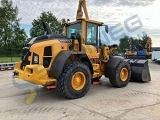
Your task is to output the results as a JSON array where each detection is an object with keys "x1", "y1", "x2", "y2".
[{"x1": 0, "y1": 60, "x2": 159, "y2": 120}]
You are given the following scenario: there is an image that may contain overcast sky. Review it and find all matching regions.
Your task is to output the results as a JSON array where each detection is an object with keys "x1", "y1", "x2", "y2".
[{"x1": 12, "y1": 0, "x2": 160, "y2": 47}]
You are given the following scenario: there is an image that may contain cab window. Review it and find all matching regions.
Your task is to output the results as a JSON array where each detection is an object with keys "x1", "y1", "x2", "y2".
[
  {"x1": 86, "y1": 22, "x2": 98, "y2": 45},
  {"x1": 66, "y1": 23, "x2": 82, "y2": 40}
]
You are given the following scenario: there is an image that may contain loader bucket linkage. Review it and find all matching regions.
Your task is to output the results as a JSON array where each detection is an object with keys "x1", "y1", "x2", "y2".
[{"x1": 124, "y1": 59, "x2": 151, "y2": 82}]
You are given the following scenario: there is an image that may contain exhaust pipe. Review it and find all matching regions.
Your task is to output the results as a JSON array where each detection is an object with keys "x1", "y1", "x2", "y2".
[{"x1": 124, "y1": 59, "x2": 151, "y2": 82}]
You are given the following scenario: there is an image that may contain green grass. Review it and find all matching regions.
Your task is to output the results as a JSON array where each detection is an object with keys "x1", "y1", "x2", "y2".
[{"x1": 0, "y1": 57, "x2": 21, "y2": 63}]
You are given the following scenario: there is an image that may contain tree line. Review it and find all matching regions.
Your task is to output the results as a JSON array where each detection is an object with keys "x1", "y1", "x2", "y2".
[
  {"x1": 0, "y1": 0, "x2": 63, "y2": 56},
  {"x1": 118, "y1": 35, "x2": 151, "y2": 53},
  {"x1": 0, "y1": 0, "x2": 151, "y2": 56}
]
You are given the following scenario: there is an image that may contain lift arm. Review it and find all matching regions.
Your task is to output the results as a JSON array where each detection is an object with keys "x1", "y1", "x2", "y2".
[{"x1": 76, "y1": 0, "x2": 89, "y2": 20}]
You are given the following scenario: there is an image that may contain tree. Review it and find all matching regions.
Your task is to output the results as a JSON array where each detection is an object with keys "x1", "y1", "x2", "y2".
[
  {"x1": 0, "y1": 0, "x2": 27, "y2": 49},
  {"x1": 30, "y1": 11, "x2": 63, "y2": 38},
  {"x1": 141, "y1": 34, "x2": 150, "y2": 49},
  {"x1": 119, "y1": 36, "x2": 130, "y2": 53},
  {"x1": 119, "y1": 34, "x2": 151, "y2": 53}
]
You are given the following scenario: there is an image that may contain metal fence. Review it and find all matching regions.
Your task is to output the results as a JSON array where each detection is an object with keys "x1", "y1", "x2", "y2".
[
  {"x1": 0, "y1": 62, "x2": 15, "y2": 70},
  {"x1": 0, "y1": 48, "x2": 22, "y2": 63}
]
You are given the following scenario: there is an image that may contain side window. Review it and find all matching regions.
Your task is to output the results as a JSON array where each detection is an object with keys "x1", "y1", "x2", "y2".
[{"x1": 86, "y1": 23, "x2": 98, "y2": 45}]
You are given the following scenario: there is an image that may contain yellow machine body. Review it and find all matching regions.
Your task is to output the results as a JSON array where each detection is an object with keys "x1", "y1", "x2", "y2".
[
  {"x1": 14, "y1": 19, "x2": 111, "y2": 85},
  {"x1": 14, "y1": 4, "x2": 112, "y2": 85}
]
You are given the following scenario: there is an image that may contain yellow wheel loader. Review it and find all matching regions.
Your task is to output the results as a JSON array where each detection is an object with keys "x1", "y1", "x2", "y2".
[
  {"x1": 13, "y1": 0, "x2": 151, "y2": 99},
  {"x1": 124, "y1": 38, "x2": 152, "y2": 59}
]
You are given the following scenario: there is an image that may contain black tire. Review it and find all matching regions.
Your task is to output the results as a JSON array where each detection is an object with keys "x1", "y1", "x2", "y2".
[
  {"x1": 57, "y1": 62, "x2": 91, "y2": 99},
  {"x1": 109, "y1": 61, "x2": 131, "y2": 88}
]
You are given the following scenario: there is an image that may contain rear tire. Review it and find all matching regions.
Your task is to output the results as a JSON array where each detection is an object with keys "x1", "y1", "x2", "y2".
[
  {"x1": 109, "y1": 61, "x2": 131, "y2": 88},
  {"x1": 57, "y1": 62, "x2": 91, "y2": 99}
]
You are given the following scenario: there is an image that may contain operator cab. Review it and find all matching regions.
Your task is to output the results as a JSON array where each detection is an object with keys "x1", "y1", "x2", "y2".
[{"x1": 65, "y1": 20, "x2": 108, "y2": 51}]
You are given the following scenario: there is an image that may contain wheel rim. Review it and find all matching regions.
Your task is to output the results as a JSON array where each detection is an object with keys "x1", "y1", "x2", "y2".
[
  {"x1": 71, "y1": 72, "x2": 86, "y2": 90},
  {"x1": 120, "y1": 68, "x2": 128, "y2": 82}
]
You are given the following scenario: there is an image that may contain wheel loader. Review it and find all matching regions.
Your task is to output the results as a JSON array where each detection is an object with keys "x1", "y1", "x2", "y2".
[
  {"x1": 124, "y1": 38, "x2": 152, "y2": 59},
  {"x1": 13, "y1": 0, "x2": 151, "y2": 99}
]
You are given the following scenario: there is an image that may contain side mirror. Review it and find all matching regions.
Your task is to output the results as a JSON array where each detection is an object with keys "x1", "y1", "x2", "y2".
[{"x1": 105, "y1": 25, "x2": 108, "y2": 33}]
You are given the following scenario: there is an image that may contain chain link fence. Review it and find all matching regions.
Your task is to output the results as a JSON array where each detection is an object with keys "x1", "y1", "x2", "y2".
[{"x1": 0, "y1": 48, "x2": 22, "y2": 63}]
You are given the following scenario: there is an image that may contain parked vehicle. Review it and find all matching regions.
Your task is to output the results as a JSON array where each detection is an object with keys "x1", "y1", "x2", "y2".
[{"x1": 151, "y1": 51, "x2": 160, "y2": 61}]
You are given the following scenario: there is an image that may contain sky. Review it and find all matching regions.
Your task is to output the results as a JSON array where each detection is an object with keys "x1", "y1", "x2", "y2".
[{"x1": 11, "y1": 0, "x2": 160, "y2": 47}]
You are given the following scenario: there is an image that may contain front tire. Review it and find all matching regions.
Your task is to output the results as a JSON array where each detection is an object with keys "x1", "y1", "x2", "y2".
[
  {"x1": 57, "y1": 62, "x2": 91, "y2": 99},
  {"x1": 109, "y1": 61, "x2": 131, "y2": 88}
]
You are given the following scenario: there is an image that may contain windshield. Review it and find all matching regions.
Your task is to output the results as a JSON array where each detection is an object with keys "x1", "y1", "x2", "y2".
[{"x1": 66, "y1": 23, "x2": 82, "y2": 39}]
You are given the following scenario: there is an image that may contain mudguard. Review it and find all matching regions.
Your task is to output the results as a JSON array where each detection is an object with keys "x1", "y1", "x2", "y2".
[
  {"x1": 105, "y1": 56, "x2": 124, "y2": 78},
  {"x1": 49, "y1": 51, "x2": 93, "y2": 78}
]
